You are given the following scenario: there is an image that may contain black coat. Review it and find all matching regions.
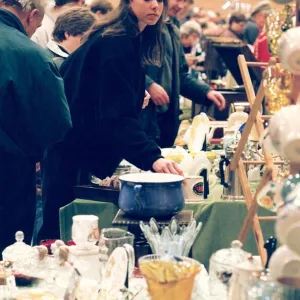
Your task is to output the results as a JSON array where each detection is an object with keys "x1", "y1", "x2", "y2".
[
  {"x1": 61, "y1": 32, "x2": 162, "y2": 177},
  {"x1": 41, "y1": 31, "x2": 162, "y2": 238},
  {"x1": 0, "y1": 9, "x2": 71, "y2": 250},
  {"x1": 139, "y1": 21, "x2": 211, "y2": 147}
]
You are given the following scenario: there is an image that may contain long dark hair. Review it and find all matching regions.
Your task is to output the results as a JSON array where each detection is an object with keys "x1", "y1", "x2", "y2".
[{"x1": 87, "y1": 0, "x2": 167, "y2": 66}]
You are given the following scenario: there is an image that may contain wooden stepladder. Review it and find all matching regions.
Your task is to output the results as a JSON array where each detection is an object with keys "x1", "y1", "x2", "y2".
[{"x1": 229, "y1": 55, "x2": 278, "y2": 266}]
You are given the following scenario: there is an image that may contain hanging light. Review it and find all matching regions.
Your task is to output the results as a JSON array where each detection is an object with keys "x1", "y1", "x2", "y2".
[{"x1": 222, "y1": 0, "x2": 232, "y2": 10}]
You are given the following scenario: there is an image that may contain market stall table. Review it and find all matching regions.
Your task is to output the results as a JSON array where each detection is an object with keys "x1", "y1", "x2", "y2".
[{"x1": 59, "y1": 195, "x2": 276, "y2": 269}]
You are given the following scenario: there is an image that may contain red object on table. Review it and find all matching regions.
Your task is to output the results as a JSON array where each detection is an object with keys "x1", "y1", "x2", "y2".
[{"x1": 40, "y1": 239, "x2": 75, "y2": 254}]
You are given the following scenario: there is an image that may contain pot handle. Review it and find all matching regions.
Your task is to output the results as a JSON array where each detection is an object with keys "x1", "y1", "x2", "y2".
[
  {"x1": 134, "y1": 184, "x2": 143, "y2": 210},
  {"x1": 219, "y1": 155, "x2": 230, "y2": 188}
]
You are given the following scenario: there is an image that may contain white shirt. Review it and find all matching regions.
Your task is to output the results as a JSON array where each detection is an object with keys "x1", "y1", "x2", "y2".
[{"x1": 31, "y1": 13, "x2": 56, "y2": 48}]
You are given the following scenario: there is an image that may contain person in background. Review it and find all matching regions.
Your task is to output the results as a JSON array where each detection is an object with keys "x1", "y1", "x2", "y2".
[
  {"x1": 215, "y1": 12, "x2": 226, "y2": 25},
  {"x1": 221, "y1": 12, "x2": 246, "y2": 41},
  {"x1": 40, "y1": 0, "x2": 183, "y2": 240},
  {"x1": 0, "y1": 0, "x2": 71, "y2": 253},
  {"x1": 180, "y1": 20, "x2": 202, "y2": 56},
  {"x1": 180, "y1": 20, "x2": 205, "y2": 73},
  {"x1": 139, "y1": 0, "x2": 226, "y2": 148},
  {"x1": 90, "y1": 0, "x2": 113, "y2": 18},
  {"x1": 243, "y1": 0, "x2": 272, "y2": 45},
  {"x1": 31, "y1": 0, "x2": 85, "y2": 48},
  {"x1": 176, "y1": 0, "x2": 193, "y2": 25},
  {"x1": 47, "y1": 7, "x2": 96, "y2": 69}
]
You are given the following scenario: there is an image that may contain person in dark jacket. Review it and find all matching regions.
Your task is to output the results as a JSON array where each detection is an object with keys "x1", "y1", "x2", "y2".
[
  {"x1": 221, "y1": 12, "x2": 246, "y2": 41},
  {"x1": 139, "y1": 0, "x2": 226, "y2": 148},
  {"x1": 46, "y1": 7, "x2": 96, "y2": 69},
  {"x1": 40, "y1": 0, "x2": 182, "y2": 239},
  {"x1": 0, "y1": 0, "x2": 72, "y2": 253}
]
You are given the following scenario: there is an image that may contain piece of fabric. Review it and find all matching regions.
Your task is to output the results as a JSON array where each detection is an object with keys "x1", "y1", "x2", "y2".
[
  {"x1": 253, "y1": 32, "x2": 272, "y2": 63},
  {"x1": 46, "y1": 40, "x2": 69, "y2": 69},
  {"x1": 47, "y1": 40, "x2": 69, "y2": 58},
  {"x1": 0, "y1": 8, "x2": 72, "y2": 251},
  {"x1": 59, "y1": 196, "x2": 276, "y2": 269}
]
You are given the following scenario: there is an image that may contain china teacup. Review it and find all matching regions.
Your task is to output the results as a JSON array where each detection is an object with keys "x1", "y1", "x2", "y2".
[
  {"x1": 269, "y1": 245, "x2": 300, "y2": 281},
  {"x1": 278, "y1": 27, "x2": 300, "y2": 75},
  {"x1": 72, "y1": 215, "x2": 99, "y2": 250},
  {"x1": 276, "y1": 196, "x2": 300, "y2": 256},
  {"x1": 268, "y1": 105, "x2": 300, "y2": 162},
  {"x1": 183, "y1": 176, "x2": 204, "y2": 201}
]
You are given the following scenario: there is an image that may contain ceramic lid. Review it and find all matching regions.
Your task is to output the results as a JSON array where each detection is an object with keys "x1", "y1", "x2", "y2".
[
  {"x1": 210, "y1": 240, "x2": 249, "y2": 267},
  {"x1": 2, "y1": 231, "x2": 34, "y2": 262},
  {"x1": 236, "y1": 255, "x2": 263, "y2": 272}
]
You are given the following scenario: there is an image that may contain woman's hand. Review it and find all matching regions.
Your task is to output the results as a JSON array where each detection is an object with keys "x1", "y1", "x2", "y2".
[
  {"x1": 147, "y1": 83, "x2": 170, "y2": 106},
  {"x1": 143, "y1": 90, "x2": 151, "y2": 109},
  {"x1": 152, "y1": 158, "x2": 184, "y2": 176},
  {"x1": 206, "y1": 90, "x2": 226, "y2": 111}
]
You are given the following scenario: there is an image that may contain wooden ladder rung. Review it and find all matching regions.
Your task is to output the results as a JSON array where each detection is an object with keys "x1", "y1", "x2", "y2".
[
  {"x1": 246, "y1": 62, "x2": 269, "y2": 67},
  {"x1": 242, "y1": 160, "x2": 286, "y2": 165},
  {"x1": 258, "y1": 216, "x2": 277, "y2": 221},
  {"x1": 261, "y1": 115, "x2": 272, "y2": 120}
]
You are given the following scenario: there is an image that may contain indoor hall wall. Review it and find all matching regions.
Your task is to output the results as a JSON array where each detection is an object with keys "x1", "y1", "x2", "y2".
[{"x1": 108, "y1": 0, "x2": 284, "y2": 16}]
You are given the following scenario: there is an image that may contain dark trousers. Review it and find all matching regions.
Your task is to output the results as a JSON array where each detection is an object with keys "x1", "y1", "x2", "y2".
[
  {"x1": 156, "y1": 113, "x2": 179, "y2": 148},
  {"x1": 38, "y1": 146, "x2": 78, "y2": 241},
  {"x1": 0, "y1": 155, "x2": 36, "y2": 256}
]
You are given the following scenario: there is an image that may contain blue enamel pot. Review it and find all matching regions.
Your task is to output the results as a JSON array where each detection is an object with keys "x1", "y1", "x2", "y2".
[{"x1": 118, "y1": 173, "x2": 185, "y2": 218}]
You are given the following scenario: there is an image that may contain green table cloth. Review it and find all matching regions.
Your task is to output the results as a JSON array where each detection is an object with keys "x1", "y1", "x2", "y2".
[{"x1": 59, "y1": 198, "x2": 275, "y2": 269}]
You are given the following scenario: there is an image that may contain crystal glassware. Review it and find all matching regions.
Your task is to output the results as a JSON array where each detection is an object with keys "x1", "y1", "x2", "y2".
[
  {"x1": 139, "y1": 254, "x2": 201, "y2": 300},
  {"x1": 99, "y1": 228, "x2": 134, "y2": 257},
  {"x1": 139, "y1": 217, "x2": 202, "y2": 257},
  {"x1": 266, "y1": 5, "x2": 293, "y2": 57},
  {"x1": 263, "y1": 60, "x2": 292, "y2": 114}
]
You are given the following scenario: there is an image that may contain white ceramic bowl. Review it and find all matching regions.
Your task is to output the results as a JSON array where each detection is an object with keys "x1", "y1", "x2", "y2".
[
  {"x1": 276, "y1": 201, "x2": 300, "y2": 256},
  {"x1": 269, "y1": 245, "x2": 300, "y2": 281}
]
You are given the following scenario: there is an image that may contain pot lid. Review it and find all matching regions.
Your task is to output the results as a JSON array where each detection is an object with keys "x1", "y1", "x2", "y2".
[
  {"x1": 210, "y1": 240, "x2": 249, "y2": 267},
  {"x1": 2, "y1": 231, "x2": 34, "y2": 262},
  {"x1": 119, "y1": 173, "x2": 184, "y2": 183}
]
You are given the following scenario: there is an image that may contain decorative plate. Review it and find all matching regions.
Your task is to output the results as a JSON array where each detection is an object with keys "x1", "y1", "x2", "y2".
[{"x1": 101, "y1": 247, "x2": 128, "y2": 291}]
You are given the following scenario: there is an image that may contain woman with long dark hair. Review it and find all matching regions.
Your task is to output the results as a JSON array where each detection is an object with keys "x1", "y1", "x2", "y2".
[{"x1": 40, "y1": 0, "x2": 182, "y2": 239}]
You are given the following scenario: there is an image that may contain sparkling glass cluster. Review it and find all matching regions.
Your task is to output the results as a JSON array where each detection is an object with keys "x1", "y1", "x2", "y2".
[
  {"x1": 140, "y1": 217, "x2": 202, "y2": 257},
  {"x1": 266, "y1": 5, "x2": 293, "y2": 57}
]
